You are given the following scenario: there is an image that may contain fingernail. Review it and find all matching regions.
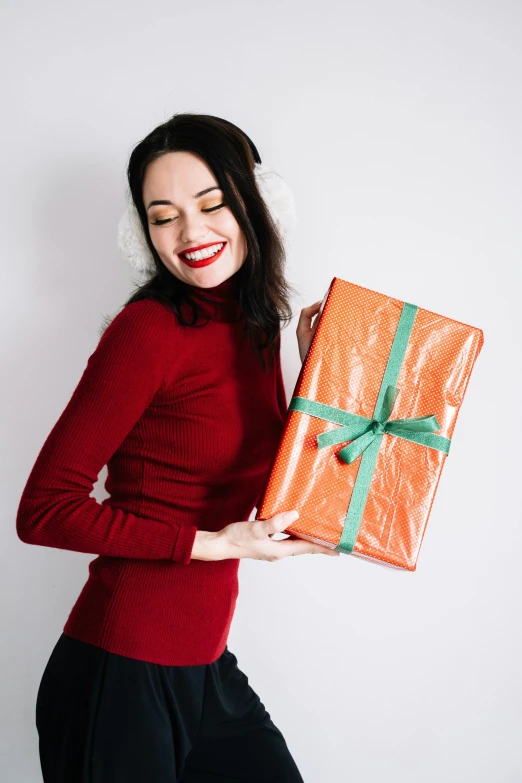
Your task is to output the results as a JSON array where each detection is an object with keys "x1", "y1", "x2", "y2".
[{"x1": 283, "y1": 510, "x2": 299, "y2": 522}]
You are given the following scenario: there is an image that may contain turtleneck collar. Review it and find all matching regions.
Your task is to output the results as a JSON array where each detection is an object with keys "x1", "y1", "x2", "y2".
[{"x1": 179, "y1": 270, "x2": 243, "y2": 323}]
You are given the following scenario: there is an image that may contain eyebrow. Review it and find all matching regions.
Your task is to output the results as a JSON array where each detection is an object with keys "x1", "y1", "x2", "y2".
[{"x1": 146, "y1": 186, "x2": 222, "y2": 210}]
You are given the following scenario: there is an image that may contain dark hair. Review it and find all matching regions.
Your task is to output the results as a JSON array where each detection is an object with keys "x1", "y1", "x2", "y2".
[{"x1": 107, "y1": 112, "x2": 298, "y2": 370}]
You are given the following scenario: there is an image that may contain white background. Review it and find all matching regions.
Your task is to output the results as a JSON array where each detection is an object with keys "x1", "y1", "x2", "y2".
[{"x1": 2, "y1": 1, "x2": 521, "y2": 781}]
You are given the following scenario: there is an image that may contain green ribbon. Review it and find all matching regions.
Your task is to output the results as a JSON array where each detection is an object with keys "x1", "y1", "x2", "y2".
[{"x1": 287, "y1": 302, "x2": 452, "y2": 554}]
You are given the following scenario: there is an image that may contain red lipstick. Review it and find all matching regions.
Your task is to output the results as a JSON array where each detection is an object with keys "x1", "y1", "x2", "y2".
[{"x1": 178, "y1": 241, "x2": 227, "y2": 268}]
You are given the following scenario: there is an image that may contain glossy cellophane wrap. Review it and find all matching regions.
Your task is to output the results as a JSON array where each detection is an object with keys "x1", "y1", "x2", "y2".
[{"x1": 255, "y1": 277, "x2": 484, "y2": 571}]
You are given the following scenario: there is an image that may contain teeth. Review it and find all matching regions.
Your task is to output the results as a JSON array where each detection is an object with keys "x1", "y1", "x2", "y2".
[{"x1": 181, "y1": 243, "x2": 224, "y2": 261}]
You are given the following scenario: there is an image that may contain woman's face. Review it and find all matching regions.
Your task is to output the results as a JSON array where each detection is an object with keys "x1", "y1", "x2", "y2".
[{"x1": 142, "y1": 151, "x2": 248, "y2": 288}]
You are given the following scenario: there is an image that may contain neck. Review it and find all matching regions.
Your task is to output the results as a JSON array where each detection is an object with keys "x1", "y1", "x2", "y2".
[{"x1": 180, "y1": 270, "x2": 243, "y2": 323}]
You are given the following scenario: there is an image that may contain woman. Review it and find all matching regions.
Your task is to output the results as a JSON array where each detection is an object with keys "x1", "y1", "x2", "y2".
[{"x1": 17, "y1": 112, "x2": 338, "y2": 782}]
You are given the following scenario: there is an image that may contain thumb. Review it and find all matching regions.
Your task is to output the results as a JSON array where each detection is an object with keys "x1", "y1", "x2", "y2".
[{"x1": 264, "y1": 509, "x2": 300, "y2": 534}]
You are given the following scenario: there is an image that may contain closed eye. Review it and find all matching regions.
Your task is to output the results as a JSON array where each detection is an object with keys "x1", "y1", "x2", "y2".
[
  {"x1": 152, "y1": 203, "x2": 227, "y2": 226},
  {"x1": 203, "y1": 203, "x2": 227, "y2": 213},
  {"x1": 153, "y1": 217, "x2": 175, "y2": 225}
]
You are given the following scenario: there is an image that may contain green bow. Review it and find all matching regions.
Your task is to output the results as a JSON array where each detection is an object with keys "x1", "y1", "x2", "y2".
[
  {"x1": 288, "y1": 385, "x2": 450, "y2": 467},
  {"x1": 314, "y1": 384, "x2": 450, "y2": 464}
]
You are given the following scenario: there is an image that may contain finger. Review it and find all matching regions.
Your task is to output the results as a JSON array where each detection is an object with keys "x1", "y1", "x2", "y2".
[
  {"x1": 261, "y1": 511, "x2": 300, "y2": 535},
  {"x1": 277, "y1": 537, "x2": 339, "y2": 557},
  {"x1": 296, "y1": 304, "x2": 322, "y2": 336}
]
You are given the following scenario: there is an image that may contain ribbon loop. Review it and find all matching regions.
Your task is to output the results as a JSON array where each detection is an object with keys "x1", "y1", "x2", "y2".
[{"x1": 387, "y1": 414, "x2": 440, "y2": 434}]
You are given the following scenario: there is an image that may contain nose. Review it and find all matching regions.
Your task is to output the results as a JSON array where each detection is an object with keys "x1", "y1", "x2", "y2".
[{"x1": 181, "y1": 212, "x2": 210, "y2": 245}]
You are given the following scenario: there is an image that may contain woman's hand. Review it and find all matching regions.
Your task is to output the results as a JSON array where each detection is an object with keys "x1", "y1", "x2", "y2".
[
  {"x1": 296, "y1": 301, "x2": 322, "y2": 363},
  {"x1": 209, "y1": 510, "x2": 340, "y2": 562}
]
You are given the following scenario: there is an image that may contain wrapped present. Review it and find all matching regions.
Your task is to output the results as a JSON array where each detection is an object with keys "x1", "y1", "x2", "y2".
[{"x1": 255, "y1": 277, "x2": 484, "y2": 570}]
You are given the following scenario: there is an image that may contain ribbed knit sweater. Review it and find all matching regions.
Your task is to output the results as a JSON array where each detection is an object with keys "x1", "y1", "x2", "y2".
[{"x1": 16, "y1": 271, "x2": 288, "y2": 665}]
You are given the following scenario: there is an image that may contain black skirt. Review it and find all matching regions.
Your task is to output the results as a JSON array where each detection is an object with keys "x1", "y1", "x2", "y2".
[{"x1": 36, "y1": 632, "x2": 305, "y2": 783}]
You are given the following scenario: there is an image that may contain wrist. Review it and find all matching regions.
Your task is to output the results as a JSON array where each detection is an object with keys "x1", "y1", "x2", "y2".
[{"x1": 190, "y1": 530, "x2": 223, "y2": 562}]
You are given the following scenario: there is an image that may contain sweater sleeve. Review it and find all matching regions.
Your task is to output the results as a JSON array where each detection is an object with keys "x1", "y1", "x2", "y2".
[{"x1": 16, "y1": 299, "x2": 198, "y2": 565}]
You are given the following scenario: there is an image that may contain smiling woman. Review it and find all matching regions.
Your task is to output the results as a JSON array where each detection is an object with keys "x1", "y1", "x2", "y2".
[
  {"x1": 115, "y1": 112, "x2": 298, "y2": 371},
  {"x1": 18, "y1": 112, "x2": 317, "y2": 783}
]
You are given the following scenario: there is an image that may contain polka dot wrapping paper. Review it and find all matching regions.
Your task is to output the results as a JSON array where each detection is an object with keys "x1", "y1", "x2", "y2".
[{"x1": 255, "y1": 277, "x2": 484, "y2": 571}]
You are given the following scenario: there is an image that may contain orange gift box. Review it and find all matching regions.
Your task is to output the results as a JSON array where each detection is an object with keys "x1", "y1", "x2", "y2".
[{"x1": 256, "y1": 277, "x2": 484, "y2": 570}]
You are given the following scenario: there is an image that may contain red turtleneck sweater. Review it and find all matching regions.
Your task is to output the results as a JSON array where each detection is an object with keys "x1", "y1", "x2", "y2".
[{"x1": 16, "y1": 272, "x2": 288, "y2": 665}]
